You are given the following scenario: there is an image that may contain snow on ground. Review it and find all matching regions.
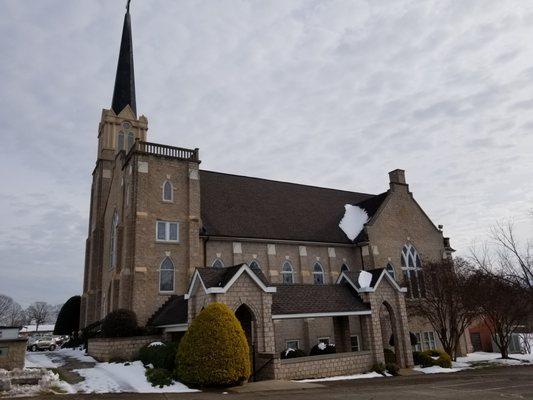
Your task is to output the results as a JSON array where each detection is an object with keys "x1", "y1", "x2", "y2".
[
  {"x1": 55, "y1": 347, "x2": 96, "y2": 363},
  {"x1": 300, "y1": 371, "x2": 387, "y2": 382},
  {"x1": 339, "y1": 204, "x2": 369, "y2": 241},
  {"x1": 414, "y1": 366, "x2": 465, "y2": 374},
  {"x1": 25, "y1": 352, "x2": 64, "y2": 368},
  {"x1": 74, "y1": 361, "x2": 198, "y2": 394}
]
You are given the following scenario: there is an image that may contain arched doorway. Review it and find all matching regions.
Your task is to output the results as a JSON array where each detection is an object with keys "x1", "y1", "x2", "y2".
[
  {"x1": 379, "y1": 302, "x2": 400, "y2": 365},
  {"x1": 235, "y1": 304, "x2": 256, "y2": 374}
]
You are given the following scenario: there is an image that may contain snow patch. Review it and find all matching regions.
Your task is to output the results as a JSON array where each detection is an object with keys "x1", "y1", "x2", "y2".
[
  {"x1": 148, "y1": 341, "x2": 165, "y2": 347},
  {"x1": 299, "y1": 371, "x2": 386, "y2": 382},
  {"x1": 414, "y1": 366, "x2": 465, "y2": 374},
  {"x1": 25, "y1": 352, "x2": 64, "y2": 369},
  {"x1": 74, "y1": 361, "x2": 198, "y2": 394},
  {"x1": 339, "y1": 205, "x2": 369, "y2": 241}
]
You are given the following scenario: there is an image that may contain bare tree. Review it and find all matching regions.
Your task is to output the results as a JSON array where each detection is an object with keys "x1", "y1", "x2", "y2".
[
  {"x1": 7, "y1": 302, "x2": 26, "y2": 326},
  {"x1": 470, "y1": 270, "x2": 531, "y2": 359},
  {"x1": 490, "y1": 220, "x2": 533, "y2": 291},
  {"x1": 26, "y1": 302, "x2": 50, "y2": 332},
  {"x1": 411, "y1": 258, "x2": 477, "y2": 360},
  {"x1": 0, "y1": 294, "x2": 14, "y2": 324}
]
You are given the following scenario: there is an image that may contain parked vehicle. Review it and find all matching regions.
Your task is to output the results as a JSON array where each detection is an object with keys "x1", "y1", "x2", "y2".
[{"x1": 27, "y1": 336, "x2": 57, "y2": 351}]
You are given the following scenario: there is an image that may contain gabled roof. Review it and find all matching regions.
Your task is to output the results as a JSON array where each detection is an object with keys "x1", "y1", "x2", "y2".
[
  {"x1": 185, "y1": 263, "x2": 276, "y2": 299},
  {"x1": 147, "y1": 295, "x2": 187, "y2": 327},
  {"x1": 336, "y1": 268, "x2": 407, "y2": 293},
  {"x1": 271, "y1": 283, "x2": 370, "y2": 318},
  {"x1": 200, "y1": 170, "x2": 388, "y2": 244}
]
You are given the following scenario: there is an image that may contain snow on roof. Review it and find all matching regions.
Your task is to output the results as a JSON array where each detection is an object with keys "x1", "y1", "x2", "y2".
[
  {"x1": 20, "y1": 324, "x2": 55, "y2": 333},
  {"x1": 338, "y1": 204, "x2": 369, "y2": 241}
]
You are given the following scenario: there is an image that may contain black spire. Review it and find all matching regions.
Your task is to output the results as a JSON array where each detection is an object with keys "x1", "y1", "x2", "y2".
[{"x1": 111, "y1": 2, "x2": 136, "y2": 116}]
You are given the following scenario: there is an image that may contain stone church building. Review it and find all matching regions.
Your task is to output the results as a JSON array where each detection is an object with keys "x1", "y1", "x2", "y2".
[{"x1": 81, "y1": 7, "x2": 463, "y2": 379}]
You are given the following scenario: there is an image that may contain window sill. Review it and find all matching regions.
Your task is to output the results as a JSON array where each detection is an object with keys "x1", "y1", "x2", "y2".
[{"x1": 155, "y1": 240, "x2": 180, "y2": 244}]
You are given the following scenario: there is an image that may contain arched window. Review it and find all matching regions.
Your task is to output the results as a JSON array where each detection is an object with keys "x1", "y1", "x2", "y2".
[
  {"x1": 117, "y1": 132, "x2": 125, "y2": 151},
  {"x1": 127, "y1": 132, "x2": 134, "y2": 150},
  {"x1": 401, "y1": 244, "x2": 424, "y2": 298},
  {"x1": 212, "y1": 258, "x2": 224, "y2": 269},
  {"x1": 162, "y1": 181, "x2": 173, "y2": 202},
  {"x1": 386, "y1": 263, "x2": 396, "y2": 279},
  {"x1": 249, "y1": 260, "x2": 260, "y2": 270},
  {"x1": 159, "y1": 257, "x2": 175, "y2": 292},
  {"x1": 281, "y1": 261, "x2": 294, "y2": 284},
  {"x1": 340, "y1": 263, "x2": 349, "y2": 273},
  {"x1": 109, "y1": 211, "x2": 119, "y2": 269},
  {"x1": 313, "y1": 262, "x2": 325, "y2": 285}
]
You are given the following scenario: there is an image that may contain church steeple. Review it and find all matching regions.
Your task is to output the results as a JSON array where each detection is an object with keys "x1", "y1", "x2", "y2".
[{"x1": 111, "y1": 1, "x2": 136, "y2": 117}]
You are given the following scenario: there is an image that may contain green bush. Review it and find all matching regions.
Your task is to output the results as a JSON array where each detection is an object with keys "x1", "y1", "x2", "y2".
[
  {"x1": 175, "y1": 302, "x2": 250, "y2": 387},
  {"x1": 414, "y1": 350, "x2": 452, "y2": 369},
  {"x1": 385, "y1": 363, "x2": 399, "y2": 376},
  {"x1": 309, "y1": 343, "x2": 336, "y2": 356},
  {"x1": 371, "y1": 362, "x2": 386, "y2": 376},
  {"x1": 384, "y1": 348, "x2": 396, "y2": 364},
  {"x1": 101, "y1": 309, "x2": 138, "y2": 338},
  {"x1": 54, "y1": 296, "x2": 81, "y2": 336},
  {"x1": 139, "y1": 342, "x2": 179, "y2": 370},
  {"x1": 146, "y1": 368, "x2": 174, "y2": 388},
  {"x1": 280, "y1": 348, "x2": 307, "y2": 359}
]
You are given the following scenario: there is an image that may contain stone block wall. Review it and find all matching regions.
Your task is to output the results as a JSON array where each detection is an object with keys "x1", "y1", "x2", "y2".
[
  {"x1": 270, "y1": 351, "x2": 373, "y2": 380},
  {"x1": 87, "y1": 335, "x2": 161, "y2": 362},
  {"x1": 0, "y1": 339, "x2": 27, "y2": 370}
]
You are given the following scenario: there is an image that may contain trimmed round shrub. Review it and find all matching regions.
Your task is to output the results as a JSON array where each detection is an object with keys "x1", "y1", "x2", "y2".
[
  {"x1": 309, "y1": 343, "x2": 336, "y2": 356},
  {"x1": 139, "y1": 342, "x2": 179, "y2": 371},
  {"x1": 415, "y1": 350, "x2": 452, "y2": 368},
  {"x1": 385, "y1": 363, "x2": 400, "y2": 376},
  {"x1": 146, "y1": 368, "x2": 174, "y2": 388},
  {"x1": 101, "y1": 309, "x2": 138, "y2": 338},
  {"x1": 280, "y1": 348, "x2": 306, "y2": 359},
  {"x1": 371, "y1": 362, "x2": 386, "y2": 376},
  {"x1": 175, "y1": 302, "x2": 250, "y2": 387}
]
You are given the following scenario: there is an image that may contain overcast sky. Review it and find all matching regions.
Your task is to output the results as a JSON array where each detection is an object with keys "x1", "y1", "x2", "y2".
[{"x1": 1, "y1": 0, "x2": 532, "y2": 307}]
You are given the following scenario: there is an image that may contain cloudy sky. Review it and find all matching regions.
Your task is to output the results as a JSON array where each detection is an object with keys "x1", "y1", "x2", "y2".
[{"x1": 1, "y1": 0, "x2": 532, "y2": 307}]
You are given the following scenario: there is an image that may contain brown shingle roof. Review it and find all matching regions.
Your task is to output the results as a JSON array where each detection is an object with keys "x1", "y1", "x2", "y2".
[
  {"x1": 147, "y1": 295, "x2": 188, "y2": 326},
  {"x1": 272, "y1": 283, "x2": 370, "y2": 315},
  {"x1": 196, "y1": 264, "x2": 270, "y2": 288},
  {"x1": 200, "y1": 170, "x2": 388, "y2": 244}
]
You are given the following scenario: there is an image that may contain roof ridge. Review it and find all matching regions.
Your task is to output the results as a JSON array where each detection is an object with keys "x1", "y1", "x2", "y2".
[{"x1": 200, "y1": 169, "x2": 375, "y2": 196}]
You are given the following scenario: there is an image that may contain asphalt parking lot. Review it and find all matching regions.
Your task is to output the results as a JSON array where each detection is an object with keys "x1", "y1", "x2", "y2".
[{"x1": 20, "y1": 365, "x2": 533, "y2": 400}]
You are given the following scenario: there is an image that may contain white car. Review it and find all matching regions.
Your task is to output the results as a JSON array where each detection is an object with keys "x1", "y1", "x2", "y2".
[{"x1": 27, "y1": 336, "x2": 57, "y2": 352}]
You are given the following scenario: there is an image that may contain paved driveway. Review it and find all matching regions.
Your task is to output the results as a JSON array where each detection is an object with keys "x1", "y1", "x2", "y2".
[{"x1": 21, "y1": 365, "x2": 533, "y2": 400}]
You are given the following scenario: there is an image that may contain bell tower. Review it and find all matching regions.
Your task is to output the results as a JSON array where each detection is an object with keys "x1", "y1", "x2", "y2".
[
  {"x1": 97, "y1": 2, "x2": 148, "y2": 162},
  {"x1": 81, "y1": 2, "x2": 147, "y2": 327}
]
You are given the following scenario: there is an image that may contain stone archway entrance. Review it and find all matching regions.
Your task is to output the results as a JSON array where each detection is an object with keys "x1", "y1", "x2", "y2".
[
  {"x1": 235, "y1": 304, "x2": 256, "y2": 378},
  {"x1": 379, "y1": 302, "x2": 400, "y2": 365}
]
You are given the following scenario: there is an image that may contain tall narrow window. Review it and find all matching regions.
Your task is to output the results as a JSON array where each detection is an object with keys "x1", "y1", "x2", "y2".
[
  {"x1": 127, "y1": 132, "x2": 134, "y2": 150},
  {"x1": 212, "y1": 258, "x2": 224, "y2": 268},
  {"x1": 249, "y1": 260, "x2": 260, "y2": 270},
  {"x1": 117, "y1": 132, "x2": 125, "y2": 151},
  {"x1": 109, "y1": 211, "x2": 119, "y2": 269},
  {"x1": 401, "y1": 244, "x2": 424, "y2": 298},
  {"x1": 340, "y1": 263, "x2": 349, "y2": 273},
  {"x1": 162, "y1": 181, "x2": 173, "y2": 202},
  {"x1": 313, "y1": 262, "x2": 325, "y2": 285},
  {"x1": 159, "y1": 257, "x2": 175, "y2": 292},
  {"x1": 281, "y1": 261, "x2": 294, "y2": 284}
]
